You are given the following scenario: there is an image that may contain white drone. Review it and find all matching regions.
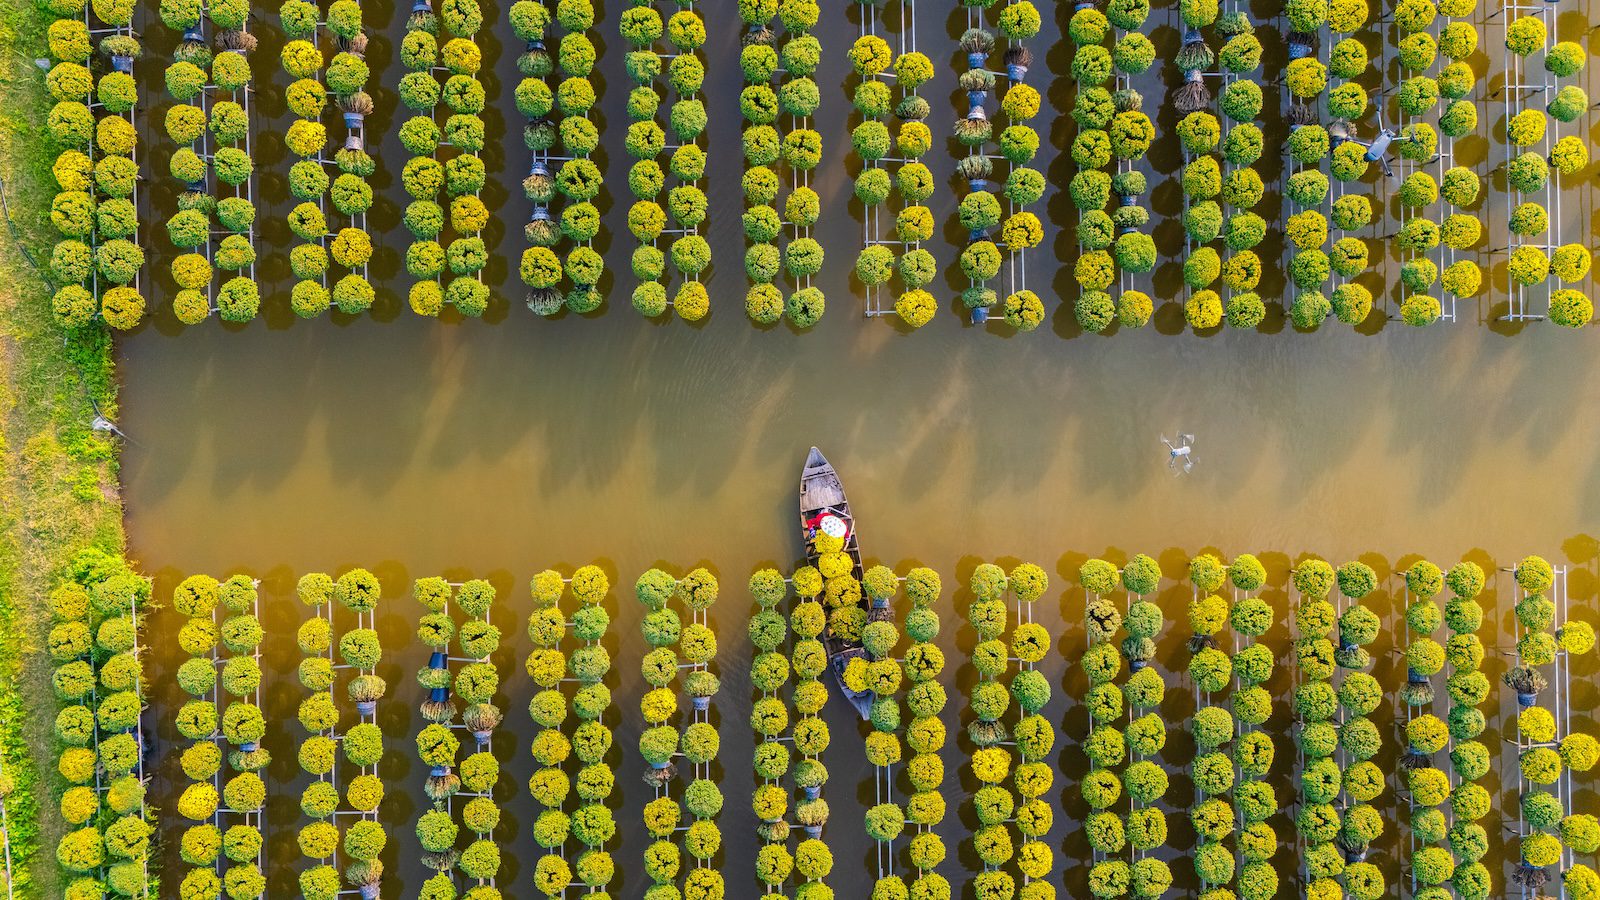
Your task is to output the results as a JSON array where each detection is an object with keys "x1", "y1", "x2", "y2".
[
  {"x1": 1328, "y1": 103, "x2": 1417, "y2": 179},
  {"x1": 1162, "y1": 433, "x2": 1195, "y2": 475}
]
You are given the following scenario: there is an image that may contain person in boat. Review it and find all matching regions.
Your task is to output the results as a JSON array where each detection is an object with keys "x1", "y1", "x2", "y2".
[{"x1": 804, "y1": 511, "x2": 851, "y2": 544}]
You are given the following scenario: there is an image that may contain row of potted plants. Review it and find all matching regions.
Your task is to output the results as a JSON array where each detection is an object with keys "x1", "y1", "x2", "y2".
[
  {"x1": 777, "y1": 0, "x2": 826, "y2": 329},
  {"x1": 952, "y1": 19, "x2": 990, "y2": 322},
  {"x1": 1376, "y1": 0, "x2": 1440, "y2": 326},
  {"x1": 1286, "y1": 558, "x2": 1386, "y2": 900},
  {"x1": 839, "y1": 560, "x2": 911, "y2": 895},
  {"x1": 1504, "y1": 556, "x2": 1599, "y2": 894},
  {"x1": 1395, "y1": 561, "x2": 1459, "y2": 897},
  {"x1": 901, "y1": 565, "x2": 949, "y2": 900},
  {"x1": 523, "y1": 567, "x2": 618, "y2": 897},
  {"x1": 637, "y1": 567, "x2": 724, "y2": 900},
  {"x1": 400, "y1": 0, "x2": 442, "y2": 315},
  {"x1": 1179, "y1": 8, "x2": 1272, "y2": 330},
  {"x1": 1066, "y1": 0, "x2": 1156, "y2": 335},
  {"x1": 46, "y1": 0, "x2": 146, "y2": 330},
  {"x1": 1172, "y1": 0, "x2": 1223, "y2": 330},
  {"x1": 739, "y1": 0, "x2": 786, "y2": 325},
  {"x1": 415, "y1": 578, "x2": 505, "y2": 896},
  {"x1": 1183, "y1": 556, "x2": 1236, "y2": 896},
  {"x1": 782, "y1": 556, "x2": 837, "y2": 891},
  {"x1": 508, "y1": 0, "x2": 572, "y2": 315},
  {"x1": 510, "y1": 0, "x2": 593, "y2": 315},
  {"x1": 981, "y1": 563, "x2": 1055, "y2": 898},
  {"x1": 50, "y1": 553, "x2": 152, "y2": 898},
  {"x1": 400, "y1": 0, "x2": 488, "y2": 317},
  {"x1": 1332, "y1": 558, "x2": 1385, "y2": 900},
  {"x1": 966, "y1": 562, "x2": 1017, "y2": 899},
  {"x1": 746, "y1": 568, "x2": 805, "y2": 894},
  {"x1": 1320, "y1": 0, "x2": 1381, "y2": 328},
  {"x1": 172, "y1": 574, "x2": 267, "y2": 899},
  {"x1": 158, "y1": 0, "x2": 260, "y2": 324},
  {"x1": 281, "y1": 0, "x2": 379, "y2": 318},
  {"x1": 746, "y1": 0, "x2": 825, "y2": 328},
  {"x1": 1286, "y1": 556, "x2": 1337, "y2": 897},
  {"x1": 1416, "y1": 1, "x2": 1486, "y2": 324},
  {"x1": 1503, "y1": 17, "x2": 1593, "y2": 326},
  {"x1": 440, "y1": 0, "x2": 489, "y2": 318},
  {"x1": 1189, "y1": 553, "x2": 1280, "y2": 900},
  {"x1": 1279, "y1": 0, "x2": 1339, "y2": 329},
  {"x1": 1403, "y1": 560, "x2": 1491, "y2": 899},
  {"x1": 292, "y1": 569, "x2": 386, "y2": 900},
  {"x1": 620, "y1": 0, "x2": 710, "y2": 320},
  {"x1": 846, "y1": 24, "x2": 939, "y2": 329},
  {"x1": 1080, "y1": 554, "x2": 1170, "y2": 899},
  {"x1": 991, "y1": 0, "x2": 1044, "y2": 331},
  {"x1": 952, "y1": 10, "x2": 1046, "y2": 329}
]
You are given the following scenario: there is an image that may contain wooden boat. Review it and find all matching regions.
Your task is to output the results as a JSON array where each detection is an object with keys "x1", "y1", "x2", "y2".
[{"x1": 798, "y1": 447, "x2": 875, "y2": 719}]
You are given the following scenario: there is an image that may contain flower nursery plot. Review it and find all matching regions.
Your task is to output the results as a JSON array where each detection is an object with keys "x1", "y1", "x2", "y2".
[
  {"x1": 64, "y1": 0, "x2": 1588, "y2": 332},
  {"x1": 113, "y1": 549, "x2": 1599, "y2": 900},
  {"x1": 10, "y1": 0, "x2": 1600, "y2": 896}
]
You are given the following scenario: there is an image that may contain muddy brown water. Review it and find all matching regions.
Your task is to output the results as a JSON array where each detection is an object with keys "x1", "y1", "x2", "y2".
[{"x1": 115, "y1": 0, "x2": 1600, "y2": 894}]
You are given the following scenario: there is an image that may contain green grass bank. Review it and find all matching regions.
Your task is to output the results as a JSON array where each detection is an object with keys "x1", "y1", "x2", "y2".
[{"x1": 0, "y1": 0, "x2": 127, "y2": 893}]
